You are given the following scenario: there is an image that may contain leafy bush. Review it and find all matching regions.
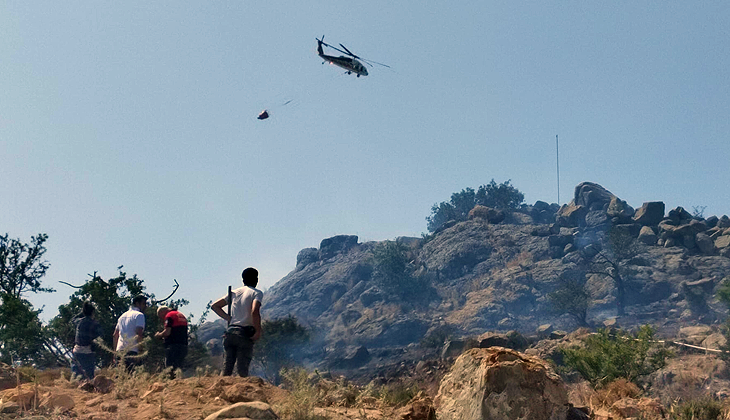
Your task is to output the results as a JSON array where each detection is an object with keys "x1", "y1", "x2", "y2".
[
  {"x1": 426, "y1": 180, "x2": 524, "y2": 232},
  {"x1": 476, "y1": 179, "x2": 525, "y2": 210},
  {"x1": 560, "y1": 325, "x2": 672, "y2": 387},
  {"x1": 371, "y1": 241, "x2": 432, "y2": 302}
]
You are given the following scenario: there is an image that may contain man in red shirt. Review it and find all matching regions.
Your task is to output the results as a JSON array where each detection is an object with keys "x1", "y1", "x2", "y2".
[{"x1": 154, "y1": 306, "x2": 188, "y2": 375}]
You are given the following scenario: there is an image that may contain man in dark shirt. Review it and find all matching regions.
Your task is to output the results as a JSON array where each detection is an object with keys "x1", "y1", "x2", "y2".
[
  {"x1": 72, "y1": 301, "x2": 103, "y2": 380},
  {"x1": 154, "y1": 306, "x2": 188, "y2": 375}
]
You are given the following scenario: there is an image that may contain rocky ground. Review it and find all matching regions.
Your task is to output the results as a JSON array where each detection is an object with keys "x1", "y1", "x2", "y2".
[
  {"x1": 2, "y1": 327, "x2": 730, "y2": 420},
  {"x1": 0, "y1": 362, "x2": 436, "y2": 420}
]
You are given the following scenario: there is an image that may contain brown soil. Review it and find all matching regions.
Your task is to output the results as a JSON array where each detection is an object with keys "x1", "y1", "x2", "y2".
[{"x1": 0, "y1": 374, "x2": 292, "y2": 420}]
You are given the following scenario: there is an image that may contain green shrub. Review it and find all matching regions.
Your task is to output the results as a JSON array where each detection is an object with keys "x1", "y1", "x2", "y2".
[
  {"x1": 254, "y1": 316, "x2": 310, "y2": 383},
  {"x1": 372, "y1": 382, "x2": 421, "y2": 408},
  {"x1": 426, "y1": 180, "x2": 524, "y2": 232},
  {"x1": 670, "y1": 397, "x2": 724, "y2": 420},
  {"x1": 371, "y1": 241, "x2": 432, "y2": 302},
  {"x1": 560, "y1": 325, "x2": 672, "y2": 387}
]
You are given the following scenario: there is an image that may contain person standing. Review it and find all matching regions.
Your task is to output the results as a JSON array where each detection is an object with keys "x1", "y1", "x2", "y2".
[
  {"x1": 113, "y1": 294, "x2": 147, "y2": 371},
  {"x1": 154, "y1": 306, "x2": 188, "y2": 376},
  {"x1": 212, "y1": 267, "x2": 263, "y2": 377},
  {"x1": 71, "y1": 301, "x2": 103, "y2": 380}
]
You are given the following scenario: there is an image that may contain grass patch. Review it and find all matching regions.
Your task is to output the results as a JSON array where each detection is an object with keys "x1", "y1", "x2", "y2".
[{"x1": 669, "y1": 397, "x2": 727, "y2": 420}]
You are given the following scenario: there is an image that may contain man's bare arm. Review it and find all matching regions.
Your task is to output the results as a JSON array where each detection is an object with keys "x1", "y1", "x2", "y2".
[
  {"x1": 212, "y1": 298, "x2": 231, "y2": 323},
  {"x1": 112, "y1": 327, "x2": 120, "y2": 350},
  {"x1": 251, "y1": 301, "x2": 262, "y2": 341},
  {"x1": 135, "y1": 326, "x2": 144, "y2": 343},
  {"x1": 155, "y1": 327, "x2": 172, "y2": 339}
]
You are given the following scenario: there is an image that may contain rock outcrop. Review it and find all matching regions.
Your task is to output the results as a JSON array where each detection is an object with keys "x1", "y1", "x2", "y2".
[
  {"x1": 255, "y1": 181, "x2": 730, "y2": 377},
  {"x1": 435, "y1": 347, "x2": 568, "y2": 420}
]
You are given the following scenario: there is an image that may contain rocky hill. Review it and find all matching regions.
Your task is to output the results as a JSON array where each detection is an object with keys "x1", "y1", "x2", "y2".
[{"x1": 256, "y1": 181, "x2": 730, "y2": 373}]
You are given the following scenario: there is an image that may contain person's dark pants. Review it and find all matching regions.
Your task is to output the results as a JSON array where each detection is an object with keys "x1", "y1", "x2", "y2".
[
  {"x1": 223, "y1": 333, "x2": 254, "y2": 377},
  {"x1": 165, "y1": 343, "x2": 188, "y2": 374},
  {"x1": 72, "y1": 352, "x2": 96, "y2": 380}
]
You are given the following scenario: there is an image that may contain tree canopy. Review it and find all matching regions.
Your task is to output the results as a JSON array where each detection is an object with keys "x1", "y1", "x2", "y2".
[
  {"x1": 0, "y1": 233, "x2": 63, "y2": 366},
  {"x1": 0, "y1": 233, "x2": 53, "y2": 298},
  {"x1": 426, "y1": 180, "x2": 524, "y2": 232}
]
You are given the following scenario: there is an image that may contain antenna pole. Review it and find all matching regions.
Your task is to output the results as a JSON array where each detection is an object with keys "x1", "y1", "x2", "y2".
[{"x1": 556, "y1": 135, "x2": 560, "y2": 204}]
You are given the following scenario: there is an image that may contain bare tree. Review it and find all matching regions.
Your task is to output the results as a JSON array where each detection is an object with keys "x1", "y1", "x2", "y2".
[{"x1": 589, "y1": 228, "x2": 642, "y2": 316}]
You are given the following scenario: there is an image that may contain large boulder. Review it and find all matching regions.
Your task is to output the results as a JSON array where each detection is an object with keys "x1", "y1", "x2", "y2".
[
  {"x1": 435, "y1": 347, "x2": 568, "y2": 420},
  {"x1": 204, "y1": 401, "x2": 279, "y2": 420},
  {"x1": 585, "y1": 210, "x2": 609, "y2": 228},
  {"x1": 606, "y1": 196, "x2": 634, "y2": 219},
  {"x1": 668, "y1": 206, "x2": 693, "y2": 225},
  {"x1": 716, "y1": 235, "x2": 730, "y2": 250},
  {"x1": 556, "y1": 204, "x2": 588, "y2": 227},
  {"x1": 296, "y1": 247, "x2": 319, "y2": 269},
  {"x1": 573, "y1": 182, "x2": 616, "y2": 211},
  {"x1": 718, "y1": 216, "x2": 730, "y2": 229},
  {"x1": 319, "y1": 235, "x2": 358, "y2": 260},
  {"x1": 633, "y1": 202, "x2": 665, "y2": 226},
  {"x1": 696, "y1": 233, "x2": 717, "y2": 255},
  {"x1": 469, "y1": 205, "x2": 506, "y2": 224},
  {"x1": 638, "y1": 226, "x2": 657, "y2": 245},
  {"x1": 38, "y1": 391, "x2": 75, "y2": 413},
  {"x1": 0, "y1": 385, "x2": 36, "y2": 407},
  {"x1": 478, "y1": 331, "x2": 529, "y2": 351}
]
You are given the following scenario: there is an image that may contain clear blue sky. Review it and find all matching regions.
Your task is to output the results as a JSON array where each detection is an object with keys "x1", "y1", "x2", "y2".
[{"x1": 2, "y1": 2, "x2": 729, "y2": 321}]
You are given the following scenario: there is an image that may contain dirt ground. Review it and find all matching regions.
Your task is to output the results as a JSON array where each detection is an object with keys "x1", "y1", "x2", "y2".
[{"x1": 0, "y1": 369, "x2": 417, "y2": 420}]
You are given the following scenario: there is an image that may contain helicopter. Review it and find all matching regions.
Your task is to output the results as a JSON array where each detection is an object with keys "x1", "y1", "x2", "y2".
[{"x1": 316, "y1": 36, "x2": 390, "y2": 77}]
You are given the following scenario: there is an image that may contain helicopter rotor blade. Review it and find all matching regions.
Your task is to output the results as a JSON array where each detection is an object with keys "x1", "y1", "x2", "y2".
[
  {"x1": 319, "y1": 40, "x2": 351, "y2": 56},
  {"x1": 317, "y1": 37, "x2": 392, "y2": 69},
  {"x1": 362, "y1": 58, "x2": 391, "y2": 68},
  {"x1": 339, "y1": 43, "x2": 390, "y2": 68},
  {"x1": 339, "y1": 43, "x2": 359, "y2": 58}
]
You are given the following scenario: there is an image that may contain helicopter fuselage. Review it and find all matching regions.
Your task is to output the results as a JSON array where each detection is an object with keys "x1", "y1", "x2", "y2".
[{"x1": 318, "y1": 52, "x2": 368, "y2": 77}]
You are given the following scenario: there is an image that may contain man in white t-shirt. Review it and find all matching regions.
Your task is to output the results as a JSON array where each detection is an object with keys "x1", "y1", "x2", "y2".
[
  {"x1": 113, "y1": 294, "x2": 147, "y2": 371},
  {"x1": 212, "y1": 267, "x2": 263, "y2": 377}
]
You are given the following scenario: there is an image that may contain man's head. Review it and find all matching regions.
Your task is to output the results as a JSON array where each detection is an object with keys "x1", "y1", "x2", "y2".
[
  {"x1": 132, "y1": 294, "x2": 148, "y2": 310},
  {"x1": 242, "y1": 267, "x2": 259, "y2": 288},
  {"x1": 156, "y1": 306, "x2": 170, "y2": 321},
  {"x1": 82, "y1": 300, "x2": 95, "y2": 317}
]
